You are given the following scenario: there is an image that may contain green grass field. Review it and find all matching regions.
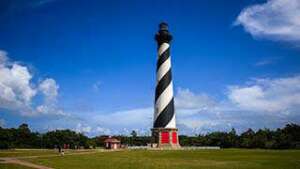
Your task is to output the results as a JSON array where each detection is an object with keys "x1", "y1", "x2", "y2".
[
  {"x1": 0, "y1": 149, "x2": 299, "y2": 169},
  {"x1": 0, "y1": 164, "x2": 32, "y2": 169},
  {"x1": 0, "y1": 149, "x2": 58, "y2": 158}
]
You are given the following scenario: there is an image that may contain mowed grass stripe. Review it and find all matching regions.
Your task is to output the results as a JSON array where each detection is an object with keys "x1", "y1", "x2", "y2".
[{"x1": 20, "y1": 149, "x2": 300, "y2": 169}]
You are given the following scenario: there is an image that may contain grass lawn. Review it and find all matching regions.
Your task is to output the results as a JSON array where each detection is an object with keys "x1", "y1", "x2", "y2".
[
  {"x1": 1, "y1": 149, "x2": 300, "y2": 169},
  {"x1": 0, "y1": 149, "x2": 93, "y2": 157},
  {"x1": 0, "y1": 149, "x2": 58, "y2": 157},
  {"x1": 0, "y1": 163, "x2": 32, "y2": 169}
]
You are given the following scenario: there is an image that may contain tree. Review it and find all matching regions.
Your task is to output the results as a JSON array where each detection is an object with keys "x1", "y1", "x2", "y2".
[
  {"x1": 130, "y1": 130, "x2": 137, "y2": 146},
  {"x1": 240, "y1": 129, "x2": 255, "y2": 148},
  {"x1": 228, "y1": 128, "x2": 238, "y2": 147}
]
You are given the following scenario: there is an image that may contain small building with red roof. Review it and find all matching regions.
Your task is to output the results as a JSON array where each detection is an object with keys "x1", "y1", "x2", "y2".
[{"x1": 104, "y1": 137, "x2": 121, "y2": 149}]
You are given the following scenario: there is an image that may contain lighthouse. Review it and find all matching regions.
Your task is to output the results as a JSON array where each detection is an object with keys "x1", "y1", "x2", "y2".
[{"x1": 152, "y1": 22, "x2": 180, "y2": 148}]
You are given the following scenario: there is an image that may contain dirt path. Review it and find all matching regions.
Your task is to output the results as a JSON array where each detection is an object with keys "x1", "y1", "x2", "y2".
[
  {"x1": 0, "y1": 158, "x2": 53, "y2": 169},
  {"x1": 17, "y1": 150, "x2": 98, "y2": 159},
  {"x1": 0, "y1": 149, "x2": 120, "y2": 169},
  {"x1": 0, "y1": 151, "x2": 96, "y2": 169}
]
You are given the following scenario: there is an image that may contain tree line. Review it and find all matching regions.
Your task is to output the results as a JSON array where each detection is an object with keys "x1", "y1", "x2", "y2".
[
  {"x1": 0, "y1": 123, "x2": 299, "y2": 149},
  {"x1": 0, "y1": 124, "x2": 89, "y2": 149}
]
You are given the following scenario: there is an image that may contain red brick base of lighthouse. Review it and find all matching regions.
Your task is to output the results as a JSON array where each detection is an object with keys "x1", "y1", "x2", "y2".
[{"x1": 151, "y1": 128, "x2": 181, "y2": 149}]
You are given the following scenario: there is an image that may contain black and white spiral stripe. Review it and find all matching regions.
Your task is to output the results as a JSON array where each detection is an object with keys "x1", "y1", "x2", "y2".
[{"x1": 154, "y1": 42, "x2": 176, "y2": 128}]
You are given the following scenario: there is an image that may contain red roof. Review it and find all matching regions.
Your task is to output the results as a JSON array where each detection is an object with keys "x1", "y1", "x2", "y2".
[{"x1": 104, "y1": 138, "x2": 120, "y2": 143}]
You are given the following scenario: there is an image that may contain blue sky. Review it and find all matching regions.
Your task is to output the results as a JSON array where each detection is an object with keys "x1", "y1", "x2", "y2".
[{"x1": 0, "y1": 0, "x2": 300, "y2": 136}]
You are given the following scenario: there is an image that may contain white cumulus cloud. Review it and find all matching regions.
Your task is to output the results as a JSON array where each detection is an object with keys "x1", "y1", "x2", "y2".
[
  {"x1": 175, "y1": 87, "x2": 216, "y2": 110},
  {"x1": 39, "y1": 78, "x2": 59, "y2": 102},
  {"x1": 75, "y1": 123, "x2": 92, "y2": 134},
  {"x1": 170, "y1": 76, "x2": 300, "y2": 134},
  {"x1": 94, "y1": 108, "x2": 153, "y2": 131},
  {"x1": 0, "y1": 51, "x2": 37, "y2": 113},
  {"x1": 95, "y1": 126, "x2": 111, "y2": 135},
  {"x1": 228, "y1": 76, "x2": 300, "y2": 113},
  {"x1": 235, "y1": 0, "x2": 300, "y2": 42},
  {"x1": 0, "y1": 49, "x2": 64, "y2": 116}
]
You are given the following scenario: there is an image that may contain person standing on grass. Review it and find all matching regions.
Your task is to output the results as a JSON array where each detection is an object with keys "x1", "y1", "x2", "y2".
[
  {"x1": 58, "y1": 145, "x2": 64, "y2": 156},
  {"x1": 61, "y1": 149, "x2": 65, "y2": 156},
  {"x1": 58, "y1": 145, "x2": 61, "y2": 153}
]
